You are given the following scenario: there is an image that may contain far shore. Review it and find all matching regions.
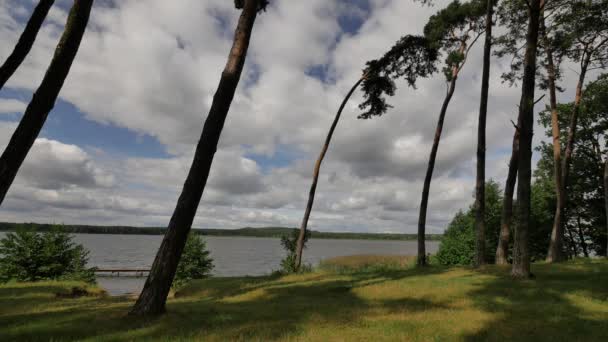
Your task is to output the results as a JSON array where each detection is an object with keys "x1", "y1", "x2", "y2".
[{"x1": 0, "y1": 222, "x2": 442, "y2": 241}]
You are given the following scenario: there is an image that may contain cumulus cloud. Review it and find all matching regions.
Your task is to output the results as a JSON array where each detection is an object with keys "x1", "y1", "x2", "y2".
[{"x1": 0, "y1": 0, "x2": 594, "y2": 233}]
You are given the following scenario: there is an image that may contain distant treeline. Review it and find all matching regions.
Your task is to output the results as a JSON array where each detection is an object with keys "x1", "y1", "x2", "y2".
[{"x1": 0, "y1": 222, "x2": 442, "y2": 241}]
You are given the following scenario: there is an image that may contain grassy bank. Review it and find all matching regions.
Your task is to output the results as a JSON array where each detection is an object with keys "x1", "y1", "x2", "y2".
[{"x1": 1, "y1": 258, "x2": 607, "y2": 341}]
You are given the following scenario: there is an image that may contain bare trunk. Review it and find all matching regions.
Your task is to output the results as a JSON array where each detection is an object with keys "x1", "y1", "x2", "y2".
[
  {"x1": 541, "y1": 15, "x2": 565, "y2": 263},
  {"x1": 294, "y1": 77, "x2": 365, "y2": 271},
  {"x1": 418, "y1": 76, "x2": 458, "y2": 266},
  {"x1": 0, "y1": 0, "x2": 92, "y2": 205},
  {"x1": 576, "y1": 214, "x2": 589, "y2": 257},
  {"x1": 604, "y1": 157, "x2": 608, "y2": 257},
  {"x1": 474, "y1": 0, "x2": 493, "y2": 267},
  {"x1": 512, "y1": 0, "x2": 541, "y2": 279},
  {"x1": 496, "y1": 128, "x2": 519, "y2": 264},
  {"x1": 129, "y1": 0, "x2": 259, "y2": 316},
  {"x1": 0, "y1": 0, "x2": 54, "y2": 90},
  {"x1": 550, "y1": 54, "x2": 590, "y2": 261}
]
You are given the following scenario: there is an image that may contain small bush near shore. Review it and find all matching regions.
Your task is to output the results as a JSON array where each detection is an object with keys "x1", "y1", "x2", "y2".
[
  {"x1": 173, "y1": 233, "x2": 214, "y2": 290},
  {"x1": 0, "y1": 228, "x2": 95, "y2": 283}
]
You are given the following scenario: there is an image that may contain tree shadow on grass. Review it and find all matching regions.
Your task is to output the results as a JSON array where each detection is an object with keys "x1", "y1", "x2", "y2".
[
  {"x1": 0, "y1": 266, "x2": 451, "y2": 341},
  {"x1": 463, "y1": 261, "x2": 608, "y2": 342}
]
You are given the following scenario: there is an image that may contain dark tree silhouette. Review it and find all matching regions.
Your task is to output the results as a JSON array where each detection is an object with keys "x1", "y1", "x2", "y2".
[
  {"x1": 129, "y1": 0, "x2": 267, "y2": 316},
  {"x1": 294, "y1": 35, "x2": 437, "y2": 271},
  {"x1": 511, "y1": 0, "x2": 541, "y2": 278},
  {"x1": 0, "y1": 0, "x2": 93, "y2": 206},
  {"x1": 474, "y1": 0, "x2": 494, "y2": 267},
  {"x1": 0, "y1": 0, "x2": 55, "y2": 91},
  {"x1": 495, "y1": 127, "x2": 519, "y2": 264},
  {"x1": 417, "y1": 0, "x2": 486, "y2": 266}
]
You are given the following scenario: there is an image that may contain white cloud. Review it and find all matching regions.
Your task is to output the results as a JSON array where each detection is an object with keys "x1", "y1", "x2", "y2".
[{"x1": 0, "y1": 0, "x2": 596, "y2": 233}]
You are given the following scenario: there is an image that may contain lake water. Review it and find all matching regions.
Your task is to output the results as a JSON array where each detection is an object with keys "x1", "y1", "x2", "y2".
[{"x1": 0, "y1": 232, "x2": 438, "y2": 295}]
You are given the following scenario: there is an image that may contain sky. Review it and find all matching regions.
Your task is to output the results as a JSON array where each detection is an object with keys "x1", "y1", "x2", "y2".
[{"x1": 0, "y1": 0, "x2": 596, "y2": 233}]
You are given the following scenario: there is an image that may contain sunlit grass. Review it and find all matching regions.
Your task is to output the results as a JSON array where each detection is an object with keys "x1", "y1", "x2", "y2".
[{"x1": 0, "y1": 258, "x2": 607, "y2": 341}]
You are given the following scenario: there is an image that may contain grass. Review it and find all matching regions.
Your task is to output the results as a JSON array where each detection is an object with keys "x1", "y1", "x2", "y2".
[{"x1": 0, "y1": 258, "x2": 607, "y2": 341}]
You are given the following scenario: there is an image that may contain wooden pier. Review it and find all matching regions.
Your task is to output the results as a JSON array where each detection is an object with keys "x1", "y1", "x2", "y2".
[{"x1": 94, "y1": 269, "x2": 150, "y2": 277}]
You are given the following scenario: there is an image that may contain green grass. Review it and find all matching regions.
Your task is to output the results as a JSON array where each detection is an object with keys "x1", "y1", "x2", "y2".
[{"x1": 1, "y1": 258, "x2": 607, "y2": 341}]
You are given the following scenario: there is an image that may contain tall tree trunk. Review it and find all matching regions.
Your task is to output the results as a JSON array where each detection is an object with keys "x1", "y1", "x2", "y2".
[
  {"x1": 129, "y1": 0, "x2": 259, "y2": 316},
  {"x1": 604, "y1": 157, "x2": 608, "y2": 257},
  {"x1": 0, "y1": 0, "x2": 92, "y2": 206},
  {"x1": 511, "y1": 0, "x2": 541, "y2": 279},
  {"x1": 541, "y1": 15, "x2": 565, "y2": 263},
  {"x1": 294, "y1": 76, "x2": 365, "y2": 271},
  {"x1": 0, "y1": 0, "x2": 55, "y2": 90},
  {"x1": 547, "y1": 54, "x2": 589, "y2": 261},
  {"x1": 474, "y1": 0, "x2": 493, "y2": 267},
  {"x1": 496, "y1": 128, "x2": 519, "y2": 264},
  {"x1": 576, "y1": 213, "x2": 589, "y2": 257},
  {"x1": 418, "y1": 76, "x2": 458, "y2": 266}
]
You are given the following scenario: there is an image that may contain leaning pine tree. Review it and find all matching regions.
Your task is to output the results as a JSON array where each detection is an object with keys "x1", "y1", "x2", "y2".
[
  {"x1": 0, "y1": 0, "x2": 93, "y2": 205},
  {"x1": 294, "y1": 35, "x2": 437, "y2": 271},
  {"x1": 130, "y1": 0, "x2": 267, "y2": 316},
  {"x1": 416, "y1": 0, "x2": 486, "y2": 266},
  {"x1": 0, "y1": 0, "x2": 55, "y2": 91}
]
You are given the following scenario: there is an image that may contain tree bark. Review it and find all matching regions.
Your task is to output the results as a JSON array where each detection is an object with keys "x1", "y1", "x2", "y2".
[
  {"x1": 511, "y1": 0, "x2": 541, "y2": 279},
  {"x1": 541, "y1": 15, "x2": 565, "y2": 263},
  {"x1": 0, "y1": 0, "x2": 92, "y2": 206},
  {"x1": 129, "y1": 0, "x2": 259, "y2": 316},
  {"x1": 474, "y1": 0, "x2": 493, "y2": 267},
  {"x1": 546, "y1": 53, "x2": 590, "y2": 262},
  {"x1": 576, "y1": 213, "x2": 589, "y2": 257},
  {"x1": 418, "y1": 76, "x2": 458, "y2": 266},
  {"x1": 0, "y1": 0, "x2": 55, "y2": 91},
  {"x1": 294, "y1": 76, "x2": 365, "y2": 271},
  {"x1": 496, "y1": 128, "x2": 519, "y2": 264},
  {"x1": 604, "y1": 157, "x2": 608, "y2": 257}
]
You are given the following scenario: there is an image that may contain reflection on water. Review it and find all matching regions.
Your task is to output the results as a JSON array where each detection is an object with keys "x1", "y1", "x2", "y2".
[{"x1": 0, "y1": 232, "x2": 439, "y2": 295}]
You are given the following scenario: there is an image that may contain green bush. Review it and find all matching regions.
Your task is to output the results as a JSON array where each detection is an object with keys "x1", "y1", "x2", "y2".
[
  {"x1": 435, "y1": 211, "x2": 476, "y2": 265},
  {"x1": 173, "y1": 233, "x2": 214, "y2": 289},
  {"x1": 435, "y1": 180, "x2": 503, "y2": 265},
  {"x1": 279, "y1": 229, "x2": 311, "y2": 274},
  {"x1": 0, "y1": 228, "x2": 95, "y2": 283}
]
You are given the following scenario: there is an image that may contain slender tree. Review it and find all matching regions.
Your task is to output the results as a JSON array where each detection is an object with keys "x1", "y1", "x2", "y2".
[
  {"x1": 0, "y1": 0, "x2": 93, "y2": 205},
  {"x1": 474, "y1": 0, "x2": 494, "y2": 267},
  {"x1": 0, "y1": 0, "x2": 55, "y2": 91},
  {"x1": 495, "y1": 127, "x2": 519, "y2": 264},
  {"x1": 605, "y1": 157, "x2": 608, "y2": 256},
  {"x1": 294, "y1": 76, "x2": 366, "y2": 271},
  {"x1": 540, "y1": 3, "x2": 566, "y2": 262},
  {"x1": 130, "y1": 0, "x2": 267, "y2": 316},
  {"x1": 546, "y1": 0, "x2": 608, "y2": 261},
  {"x1": 294, "y1": 35, "x2": 438, "y2": 271},
  {"x1": 511, "y1": 0, "x2": 541, "y2": 278},
  {"x1": 417, "y1": 0, "x2": 486, "y2": 266}
]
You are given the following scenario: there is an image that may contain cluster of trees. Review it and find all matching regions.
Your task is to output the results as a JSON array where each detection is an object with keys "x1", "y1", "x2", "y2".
[{"x1": 0, "y1": 0, "x2": 606, "y2": 316}]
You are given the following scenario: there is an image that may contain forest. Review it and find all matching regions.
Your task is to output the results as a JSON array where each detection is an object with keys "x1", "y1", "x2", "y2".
[{"x1": 0, "y1": 0, "x2": 607, "y2": 340}]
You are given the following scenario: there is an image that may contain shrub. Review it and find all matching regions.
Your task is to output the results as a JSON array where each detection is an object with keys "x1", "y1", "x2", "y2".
[
  {"x1": 173, "y1": 233, "x2": 214, "y2": 289},
  {"x1": 0, "y1": 228, "x2": 95, "y2": 283},
  {"x1": 279, "y1": 229, "x2": 311, "y2": 274},
  {"x1": 435, "y1": 180, "x2": 503, "y2": 265},
  {"x1": 435, "y1": 211, "x2": 476, "y2": 265}
]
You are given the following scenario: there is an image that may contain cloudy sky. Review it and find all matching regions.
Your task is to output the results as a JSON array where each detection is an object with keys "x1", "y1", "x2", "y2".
[{"x1": 0, "y1": 0, "x2": 593, "y2": 233}]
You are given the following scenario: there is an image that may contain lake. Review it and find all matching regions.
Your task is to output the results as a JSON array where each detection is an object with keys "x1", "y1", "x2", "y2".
[{"x1": 0, "y1": 232, "x2": 439, "y2": 295}]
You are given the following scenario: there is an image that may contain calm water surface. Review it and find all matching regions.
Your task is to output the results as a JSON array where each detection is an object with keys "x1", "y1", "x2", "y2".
[{"x1": 0, "y1": 232, "x2": 438, "y2": 295}]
